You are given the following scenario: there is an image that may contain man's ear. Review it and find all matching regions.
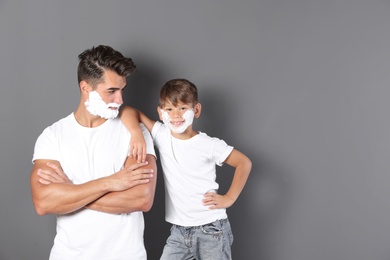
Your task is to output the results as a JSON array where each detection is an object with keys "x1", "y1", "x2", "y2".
[
  {"x1": 80, "y1": 80, "x2": 92, "y2": 94},
  {"x1": 194, "y1": 103, "x2": 202, "y2": 118}
]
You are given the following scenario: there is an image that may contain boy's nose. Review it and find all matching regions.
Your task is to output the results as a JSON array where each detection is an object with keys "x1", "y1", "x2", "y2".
[{"x1": 171, "y1": 110, "x2": 181, "y2": 118}]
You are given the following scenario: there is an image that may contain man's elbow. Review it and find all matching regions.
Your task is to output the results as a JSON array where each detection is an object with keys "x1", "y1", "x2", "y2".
[
  {"x1": 33, "y1": 200, "x2": 50, "y2": 216},
  {"x1": 32, "y1": 193, "x2": 57, "y2": 216},
  {"x1": 139, "y1": 190, "x2": 155, "y2": 212},
  {"x1": 130, "y1": 185, "x2": 155, "y2": 212}
]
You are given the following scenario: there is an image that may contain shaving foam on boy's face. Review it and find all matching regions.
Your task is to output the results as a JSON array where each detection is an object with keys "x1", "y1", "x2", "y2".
[
  {"x1": 161, "y1": 109, "x2": 195, "y2": 134},
  {"x1": 84, "y1": 90, "x2": 121, "y2": 119}
]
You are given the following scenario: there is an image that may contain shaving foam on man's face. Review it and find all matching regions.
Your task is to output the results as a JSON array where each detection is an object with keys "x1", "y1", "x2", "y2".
[
  {"x1": 84, "y1": 90, "x2": 121, "y2": 119},
  {"x1": 161, "y1": 109, "x2": 195, "y2": 134}
]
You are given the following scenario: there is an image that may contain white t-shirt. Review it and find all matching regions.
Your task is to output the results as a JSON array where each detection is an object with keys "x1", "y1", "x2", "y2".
[
  {"x1": 151, "y1": 121, "x2": 233, "y2": 227},
  {"x1": 32, "y1": 113, "x2": 155, "y2": 260}
]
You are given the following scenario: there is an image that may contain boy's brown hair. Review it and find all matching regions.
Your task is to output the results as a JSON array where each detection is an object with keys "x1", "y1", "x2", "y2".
[{"x1": 159, "y1": 78, "x2": 199, "y2": 107}]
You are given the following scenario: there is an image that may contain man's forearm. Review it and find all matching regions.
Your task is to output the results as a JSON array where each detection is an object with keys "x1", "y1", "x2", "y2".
[
  {"x1": 86, "y1": 155, "x2": 157, "y2": 214},
  {"x1": 32, "y1": 174, "x2": 113, "y2": 215},
  {"x1": 85, "y1": 184, "x2": 154, "y2": 213},
  {"x1": 31, "y1": 159, "x2": 154, "y2": 216}
]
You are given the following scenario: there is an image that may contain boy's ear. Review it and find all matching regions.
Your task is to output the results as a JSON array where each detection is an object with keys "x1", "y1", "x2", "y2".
[
  {"x1": 157, "y1": 106, "x2": 164, "y2": 120},
  {"x1": 194, "y1": 103, "x2": 202, "y2": 118}
]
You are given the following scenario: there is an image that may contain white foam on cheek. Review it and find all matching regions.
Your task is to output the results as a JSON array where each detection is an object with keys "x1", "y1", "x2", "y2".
[
  {"x1": 161, "y1": 109, "x2": 194, "y2": 134},
  {"x1": 161, "y1": 110, "x2": 171, "y2": 125},
  {"x1": 84, "y1": 91, "x2": 121, "y2": 119}
]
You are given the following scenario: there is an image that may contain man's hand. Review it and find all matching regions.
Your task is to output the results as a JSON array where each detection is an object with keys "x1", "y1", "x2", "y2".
[
  {"x1": 37, "y1": 162, "x2": 72, "y2": 185},
  {"x1": 107, "y1": 161, "x2": 154, "y2": 192},
  {"x1": 202, "y1": 191, "x2": 235, "y2": 210}
]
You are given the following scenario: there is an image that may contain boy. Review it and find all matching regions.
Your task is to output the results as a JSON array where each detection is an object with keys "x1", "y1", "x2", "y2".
[{"x1": 122, "y1": 78, "x2": 252, "y2": 259}]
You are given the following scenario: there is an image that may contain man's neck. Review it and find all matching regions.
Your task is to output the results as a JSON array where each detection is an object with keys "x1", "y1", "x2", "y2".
[{"x1": 74, "y1": 106, "x2": 107, "y2": 128}]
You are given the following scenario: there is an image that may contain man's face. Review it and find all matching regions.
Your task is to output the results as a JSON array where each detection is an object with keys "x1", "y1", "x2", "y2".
[
  {"x1": 84, "y1": 70, "x2": 127, "y2": 119},
  {"x1": 95, "y1": 70, "x2": 126, "y2": 106}
]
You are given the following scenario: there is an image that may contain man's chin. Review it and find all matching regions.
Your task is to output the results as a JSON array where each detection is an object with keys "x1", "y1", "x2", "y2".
[{"x1": 99, "y1": 111, "x2": 119, "y2": 119}]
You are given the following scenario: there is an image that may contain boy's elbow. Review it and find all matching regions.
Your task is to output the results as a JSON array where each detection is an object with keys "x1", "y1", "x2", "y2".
[
  {"x1": 247, "y1": 158, "x2": 252, "y2": 171},
  {"x1": 243, "y1": 156, "x2": 252, "y2": 174}
]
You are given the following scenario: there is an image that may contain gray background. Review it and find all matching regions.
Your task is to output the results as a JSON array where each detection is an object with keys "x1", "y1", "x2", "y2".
[{"x1": 1, "y1": 0, "x2": 390, "y2": 259}]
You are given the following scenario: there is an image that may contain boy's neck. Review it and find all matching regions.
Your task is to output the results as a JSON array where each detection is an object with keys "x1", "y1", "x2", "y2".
[{"x1": 170, "y1": 128, "x2": 198, "y2": 140}]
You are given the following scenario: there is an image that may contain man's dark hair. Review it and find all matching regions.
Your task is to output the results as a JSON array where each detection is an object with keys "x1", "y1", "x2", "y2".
[
  {"x1": 77, "y1": 45, "x2": 136, "y2": 87},
  {"x1": 159, "y1": 78, "x2": 199, "y2": 107}
]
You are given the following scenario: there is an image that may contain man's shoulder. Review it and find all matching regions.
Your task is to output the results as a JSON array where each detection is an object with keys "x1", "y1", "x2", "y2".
[{"x1": 41, "y1": 113, "x2": 74, "y2": 133}]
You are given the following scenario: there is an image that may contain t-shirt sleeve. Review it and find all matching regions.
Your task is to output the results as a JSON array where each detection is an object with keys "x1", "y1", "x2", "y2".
[
  {"x1": 140, "y1": 123, "x2": 156, "y2": 158},
  {"x1": 32, "y1": 127, "x2": 60, "y2": 163},
  {"x1": 212, "y1": 138, "x2": 234, "y2": 166},
  {"x1": 151, "y1": 121, "x2": 163, "y2": 140}
]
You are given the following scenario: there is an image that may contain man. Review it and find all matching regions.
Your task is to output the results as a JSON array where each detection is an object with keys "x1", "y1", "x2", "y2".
[{"x1": 30, "y1": 45, "x2": 157, "y2": 260}]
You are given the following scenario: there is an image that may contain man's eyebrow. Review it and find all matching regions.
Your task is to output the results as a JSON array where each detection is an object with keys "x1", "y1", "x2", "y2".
[{"x1": 107, "y1": 85, "x2": 127, "y2": 91}]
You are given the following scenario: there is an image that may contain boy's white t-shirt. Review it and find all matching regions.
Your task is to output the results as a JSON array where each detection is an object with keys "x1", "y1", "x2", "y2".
[
  {"x1": 151, "y1": 121, "x2": 233, "y2": 227},
  {"x1": 32, "y1": 113, "x2": 155, "y2": 260}
]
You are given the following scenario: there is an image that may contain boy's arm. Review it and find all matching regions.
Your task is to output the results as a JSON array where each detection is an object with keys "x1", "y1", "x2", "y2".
[
  {"x1": 120, "y1": 106, "x2": 157, "y2": 163},
  {"x1": 119, "y1": 106, "x2": 146, "y2": 163},
  {"x1": 120, "y1": 105, "x2": 156, "y2": 132},
  {"x1": 139, "y1": 110, "x2": 156, "y2": 132},
  {"x1": 203, "y1": 149, "x2": 252, "y2": 209}
]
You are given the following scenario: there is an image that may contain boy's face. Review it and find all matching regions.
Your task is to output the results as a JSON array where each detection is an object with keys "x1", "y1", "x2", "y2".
[{"x1": 158, "y1": 100, "x2": 201, "y2": 134}]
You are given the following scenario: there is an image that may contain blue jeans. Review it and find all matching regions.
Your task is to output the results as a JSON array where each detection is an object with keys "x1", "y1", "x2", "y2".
[{"x1": 160, "y1": 218, "x2": 234, "y2": 260}]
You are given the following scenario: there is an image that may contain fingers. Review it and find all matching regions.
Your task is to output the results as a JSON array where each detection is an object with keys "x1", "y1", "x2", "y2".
[
  {"x1": 129, "y1": 167, "x2": 154, "y2": 185},
  {"x1": 126, "y1": 161, "x2": 149, "y2": 172},
  {"x1": 202, "y1": 193, "x2": 226, "y2": 209},
  {"x1": 134, "y1": 148, "x2": 146, "y2": 163},
  {"x1": 130, "y1": 145, "x2": 146, "y2": 163},
  {"x1": 37, "y1": 166, "x2": 71, "y2": 185},
  {"x1": 37, "y1": 169, "x2": 61, "y2": 185},
  {"x1": 116, "y1": 168, "x2": 154, "y2": 191},
  {"x1": 46, "y1": 162, "x2": 69, "y2": 179},
  {"x1": 129, "y1": 168, "x2": 154, "y2": 180},
  {"x1": 140, "y1": 149, "x2": 146, "y2": 163}
]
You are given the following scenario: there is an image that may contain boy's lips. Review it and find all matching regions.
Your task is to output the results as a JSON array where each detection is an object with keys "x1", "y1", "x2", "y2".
[{"x1": 170, "y1": 121, "x2": 184, "y2": 126}]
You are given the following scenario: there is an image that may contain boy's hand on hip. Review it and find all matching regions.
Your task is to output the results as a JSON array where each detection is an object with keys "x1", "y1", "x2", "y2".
[{"x1": 202, "y1": 192, "x2": 234, "y2": 210}]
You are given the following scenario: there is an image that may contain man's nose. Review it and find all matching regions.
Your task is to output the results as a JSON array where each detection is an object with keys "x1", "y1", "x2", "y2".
[{"x1": 115, "y1": 92, "x2": 123, "y2": 105}]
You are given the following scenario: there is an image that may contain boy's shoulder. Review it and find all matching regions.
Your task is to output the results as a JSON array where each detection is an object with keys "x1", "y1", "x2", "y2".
[{"x1": 196, "y1": 131, "x2": 228, "y2": 145}]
